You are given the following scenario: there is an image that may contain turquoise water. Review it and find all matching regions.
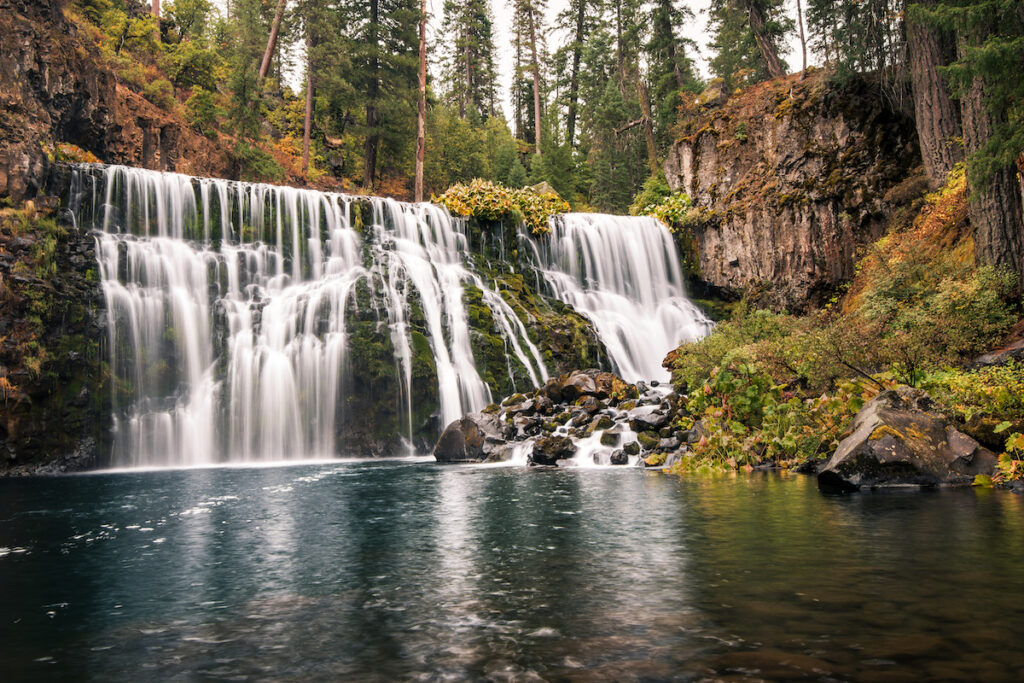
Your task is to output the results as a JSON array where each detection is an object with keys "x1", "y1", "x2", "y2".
[{"x1": 2, "y1": 462, "x2": 1023, "y2": 680}]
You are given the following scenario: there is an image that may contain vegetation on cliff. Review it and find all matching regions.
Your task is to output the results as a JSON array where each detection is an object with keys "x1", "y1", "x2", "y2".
[{"x1": 664, "y1": 166, "x2": 1024, "y2": 481}]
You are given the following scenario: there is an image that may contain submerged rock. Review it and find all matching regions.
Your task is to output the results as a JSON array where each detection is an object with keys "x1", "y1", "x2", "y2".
[
  {"x1": 434, "y1": 413, "x2": 506, "y2": 463},
  {"x1": 817, "y1": 389, "x2": 998, "y2": 492}
]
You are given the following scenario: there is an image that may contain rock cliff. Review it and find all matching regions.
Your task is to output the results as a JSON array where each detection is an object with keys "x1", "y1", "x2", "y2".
[
  {"x1": 0, "y1": 203, "x2": 109, "y2": 475},
  {"x1": 0, "y1": 0, "x2": 230, "y2": 202},
  {"x1": 664, "y1": 72, "x2": 921, "y2": 311}
]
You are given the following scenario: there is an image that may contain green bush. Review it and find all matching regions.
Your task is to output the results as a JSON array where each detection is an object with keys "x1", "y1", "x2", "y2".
[
  {"x1": 433, "y1": 179, "x2": 569, "y2": 235},
  {"x1": 232, "y1": 141, "x2": 284, "y2": 183},
  {"x1": 185, "y1": 87, "x2": 223, "y2": 137},
  {"x1": 143, "y1": 78, "x2": 176, "y2": 110}
]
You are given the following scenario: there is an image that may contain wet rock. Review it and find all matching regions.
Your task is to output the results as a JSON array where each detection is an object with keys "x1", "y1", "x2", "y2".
[
  {"x1": 593, "y1": 414, "x2": 614, "y2": 430},
  {"x1": 537, "y1": 379, "x2": 563, "y2": 403},
  {"x1": 502, "y1": 393, "x2": 528, "y2": 407},
  {"x1": 643, "y1": 453, "x2": 666, "y2": 467},
  {"x1": 530, "y1": 435, "x2": 577, "y2": 466},
  {"x1": 631, "y1": 411, "x2": 670, "y2": 433},
  {"x1": 561, "y1": 371, "x2": 597, "y2": 401},
  {"x1": 637, "y1": 432, "x2": 660, "y2": 451},
  {"x1": 533, "y1": 395, "x2": 555, "y2": 415},
  {"x1": 600, "y1": 429, "x2": 622, "y2": 447},
  {"x1": 658, "y1": 437, "x2": 681, "y2": 451},
  {"x1": 818, "y1": 388, "x2": 998, "y2": 492},
  {"x1": 623, "y1": 441, "x2": 641, "y2": 456},
  {"x1": 576, "y1": 395, "x2": 602, "y2": 414},
  {"x1": 434, "y1": 412, "x2": 506, "y2": 463},
  {"x1": 609, "y1": 450, "x2": 629, "y2": 465}
]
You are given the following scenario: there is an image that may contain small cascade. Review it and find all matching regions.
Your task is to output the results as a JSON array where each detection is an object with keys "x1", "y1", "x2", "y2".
[
  {"x1": 521, "y1": 213, "x2": 713, "y2": 382},
  {"x1": 71, "y1": 164, "x2": 547, "y2": 467}
]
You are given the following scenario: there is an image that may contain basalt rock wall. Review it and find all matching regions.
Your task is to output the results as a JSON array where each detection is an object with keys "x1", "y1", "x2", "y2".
[
  {"x1": 0, "y1": 204, "x2": 109, "y2": 475},
  {"x1": 664, "y1": 72, "x2": 922, "y2": 312},
  {"x1": 0, "y1": 0, "x2": 230, "y2": 203}
]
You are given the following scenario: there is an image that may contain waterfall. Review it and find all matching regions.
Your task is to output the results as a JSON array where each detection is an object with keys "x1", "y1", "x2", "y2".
[
  {"x1": 66, "y1": 164, "x2": 709, "y2": 467},
  {"x1": 521, "y1": 213, "x2": 713, "y2": 382},
  {"x1": 72, "y1": 164, "x2": 547, "y2": 467}
]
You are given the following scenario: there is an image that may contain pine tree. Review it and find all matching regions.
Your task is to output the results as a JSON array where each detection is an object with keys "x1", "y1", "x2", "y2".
[
  {"x1": 708, "y1": 0, "x2": 792, "y2": 88},
  {"x1": 440, "y1": 0, "x2": 499, "y2": 121},
  {"x1": 916, "y1": 0, "x2": 1024, "y2": 285},
  {"x1": 646, "y1": 0, "x2": 701, "y2": 147}
]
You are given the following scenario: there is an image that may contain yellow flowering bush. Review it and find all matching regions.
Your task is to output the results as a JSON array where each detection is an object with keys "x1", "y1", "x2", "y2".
[{"x1": 432, "y1": 179, "x2": 569, "y2": 235}]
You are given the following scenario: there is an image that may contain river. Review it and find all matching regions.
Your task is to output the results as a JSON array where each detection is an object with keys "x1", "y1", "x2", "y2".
[{"x1": 2, "y1": 463, "x2": 1023, "y2": 680}]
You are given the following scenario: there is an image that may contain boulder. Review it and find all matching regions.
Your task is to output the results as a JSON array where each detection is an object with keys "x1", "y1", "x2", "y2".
[
  {"x1": 537, "y1": 379, "x2": 564, "y2": 403},
  {"x1": 637, "y1": 431, "x2": 660, "y2": 451},
  {"x1": 630, "y1": 411, "x2": 670, "y2": 433},
  {"x1": 623, "y1": 441, "x2": 641, "y2": 456},
  {"x1": 609, "y1": 450, "x2": 629, "y2": 465},
  {"x1": 533, "y1": 395, "x2": 555, "y2": 415},
  {"x1": 817, "y1": 388, "x2": 998, "y2": 492},
  {"x1": 529, "y1": 435, "x2": 577, "y2": 466},
  {"x1": 561, "y1": 371, "x2": 597, "y2": 401},
  {"x1": 434, "y1": 412, "x2": 506, "y2": 463},
  {"x1": 576, "y1": 395, "x2": 602, "y2": 414}
]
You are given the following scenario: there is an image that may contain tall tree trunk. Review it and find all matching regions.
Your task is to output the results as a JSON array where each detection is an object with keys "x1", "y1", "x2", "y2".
[
  {"x1": 415, "y1": 0, "x2": 426, "y2": 202},
  {"x1": 259, "y1": 0, "x2": 287, "y2": 82},
  {"x1": 745, "y1": 0, "x2": 785, "y2": 79},
  {"x1": 961, "y1": 70, "x2": 1024, "y2": 285},
  {"x1": 363, "y1": 0, "x2": 381, "y2": 190},
  {"x1": 527, "y1": 5, "x2": 542, "y2": 154},
  {"x1": 152, "y1": 0, "x2": 160, "y2": 18},
  {"x1": 302, "y1": 35, "x2": 313, "y2": 175},
  {"x1": 566, "y1": 0, "x2": 585, "y2": 148},
  {"x1": 796, "y1": 0, "x2": 807, "y2": 76},
  {"x1": 637, "y1": 80, "x2": 658, "y2": 174},
  {"x1": 907, "y1": 4, "x2": 962, "y2": 188}
]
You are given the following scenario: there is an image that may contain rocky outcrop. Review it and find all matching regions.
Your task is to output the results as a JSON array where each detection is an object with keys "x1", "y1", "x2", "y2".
[
  {"x1": 434, "y1": 370, "x2": 692, "y2": 468},
  {"x1": 0, "y1": 205, "x2": 109, "y2": 475},
  {"x1": 664, "y1": 72, "x2": 921, "y2": 312},
  {"x1": 0, "y1": 0, "x2": 229, "y2": 202},
  {"x1": 817, "y1": 388, "x2": 998, "y2": 492},
  {"x1": 434, "y1": 412, "x2": 506, "y2": 463}
]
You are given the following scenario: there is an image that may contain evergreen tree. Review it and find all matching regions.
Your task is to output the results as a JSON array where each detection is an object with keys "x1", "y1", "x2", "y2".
[
  {"x1": 440, "y1": 0, "x2": 499, "y2": 121},
  {"x1": 916, "y1": 0, "x2": 1024, "y2": 285},
  {"x1": 806, "y1": 0, "x2": 904, "y2": 76},
  {"x1": 707, "y1": 0, "x2": 792, "y2": 88},
  {"x1": 646, "y1": 0, "x2": 701, "y2": 147}
]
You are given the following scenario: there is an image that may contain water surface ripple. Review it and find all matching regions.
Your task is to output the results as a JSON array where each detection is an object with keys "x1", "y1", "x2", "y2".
[{"x1": 1, "y1": 463, "x2": 1023, "y2": 681}]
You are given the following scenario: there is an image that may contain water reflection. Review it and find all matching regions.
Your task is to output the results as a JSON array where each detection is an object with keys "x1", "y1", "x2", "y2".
[{"x1": 1, "y1": 465, "x2": 1023, "y2": 680}]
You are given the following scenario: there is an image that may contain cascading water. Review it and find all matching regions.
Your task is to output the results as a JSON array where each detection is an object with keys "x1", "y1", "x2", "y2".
[
  {"x1": 520, "y1": 214, "x2": 713, "y2": 382},
  {"x1": 69, "y1": 164, "x2": 546, "y2": 467},
  {"x1": 65, "y1": 164, "x2": 709, "y2": 467}
]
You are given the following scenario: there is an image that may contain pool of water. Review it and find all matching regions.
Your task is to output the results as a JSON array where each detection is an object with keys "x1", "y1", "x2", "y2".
[{"x1": 2, "y1": 462, "x2": 1023, "y2": 680}]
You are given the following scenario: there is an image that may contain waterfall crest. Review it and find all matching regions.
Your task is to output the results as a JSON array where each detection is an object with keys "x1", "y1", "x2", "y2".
[
  {"x1": 521, "y1": 214, "x2": 713, "y2": 382},
  {"x1": 67, "y1": 164, "x2": 708, "y2": 467}
]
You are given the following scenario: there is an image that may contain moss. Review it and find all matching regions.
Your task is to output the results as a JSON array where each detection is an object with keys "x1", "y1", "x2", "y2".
[{"x1": 868, "y1": 425, "x2": 902, "y2": 441}]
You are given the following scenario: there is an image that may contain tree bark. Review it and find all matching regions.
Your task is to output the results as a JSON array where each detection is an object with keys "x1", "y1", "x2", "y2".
[
  {"x1": 415, "y1": 0, "x2": 426, "y2": 202},
  {"x1": 745, "y1": 0, "x2": 785, "y2": 79},
  {"x1": 566, "y1": 0, "x2": 585, "y2": 148},
  {"x1": 907, "y1": 4, "x2": 963, "y2": 188},
  {"x1": 152, "y1": 0, "x2": 159, "y2": 18},
  {"x1": 961, "y1": 71, "x2": 1024, "y2": 285},
  {"x1": 363, "y1": 0, "x2": 381, "y2": 190},
  {"x1": 527, "y1": 4, "x2": 542, "y2": 154},
  {"x1": 302, "y1": 34, "x2": 313, "y2": 175},
  {"x1": 259, "y1": 0, "x2": 288, "y2": 83},
  {"x1": 637, "y1": 80, "x2": 659, "y2": 174},
  {"x1": 796, "y1": 0, "x2": 807, "y2": 76}
]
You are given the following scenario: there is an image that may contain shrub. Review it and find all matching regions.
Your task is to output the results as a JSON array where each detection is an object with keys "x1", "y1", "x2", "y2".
[
  {"x1": 185, "y1": 87, "x2": 223, "y2": 137},
  {"x1": 143, "y1": 78, "x2": 176, "y2": 110},
  {"x1": 232, "y1": 141, "x2": 284, "y2": 183},
  {"x1": 433, "y1": 179, "x2": 568, "y2": 235}
]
